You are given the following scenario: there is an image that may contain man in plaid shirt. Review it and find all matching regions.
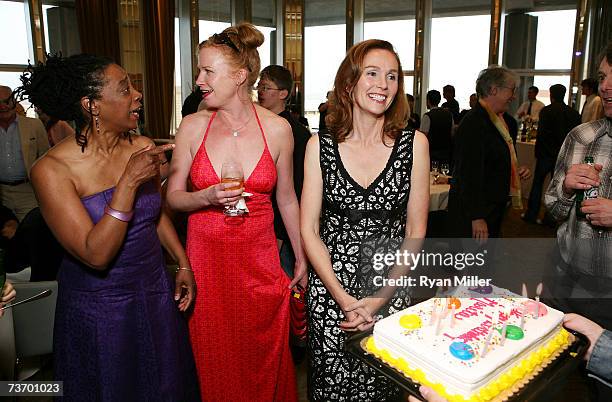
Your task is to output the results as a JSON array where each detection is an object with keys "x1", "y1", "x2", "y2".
[{"x1": 545, "y1": 42, "x2": 612, "y2": 401}]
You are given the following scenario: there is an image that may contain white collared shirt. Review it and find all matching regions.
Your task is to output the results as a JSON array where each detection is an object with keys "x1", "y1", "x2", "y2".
[
  {"x1": 516, "y1": 99, "x2": 545, "y2": 121},
  {"x1": 0, "y1": 118, "x2": 28, "y2": 182}
]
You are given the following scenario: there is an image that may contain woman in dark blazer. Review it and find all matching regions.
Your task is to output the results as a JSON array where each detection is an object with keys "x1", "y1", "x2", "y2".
[{"x1": 449, "y1": 66, "x2": 529, "y2": 240}]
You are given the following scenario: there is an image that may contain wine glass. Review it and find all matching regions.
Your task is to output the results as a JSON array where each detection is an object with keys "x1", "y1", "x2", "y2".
[
  {"x1": 431, "y1": 160, "x2": 440, "y2": 184},
  {"x1": 441, "y1": 163, "x2": 450, "y2": 177},
  {"x1": 221, "y1": 161, "x2": 245, "y2": 216}
]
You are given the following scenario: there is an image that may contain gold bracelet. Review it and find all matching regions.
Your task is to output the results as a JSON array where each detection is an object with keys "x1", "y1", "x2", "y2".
[{"x1": 176, "y1": 267, "x2": 193, "y2": 273}]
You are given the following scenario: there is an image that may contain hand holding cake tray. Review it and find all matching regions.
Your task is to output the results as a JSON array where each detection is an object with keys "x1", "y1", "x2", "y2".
[{"x1": 346, "y1": 284, "x2": 589, "y2": 402}]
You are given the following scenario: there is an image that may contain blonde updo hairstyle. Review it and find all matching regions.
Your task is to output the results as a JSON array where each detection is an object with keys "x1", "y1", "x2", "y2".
[{"x1": 199, "y1": 23, "x2": 264, "y2": 88}]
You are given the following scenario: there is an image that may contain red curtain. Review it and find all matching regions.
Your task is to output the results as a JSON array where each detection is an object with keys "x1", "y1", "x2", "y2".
[
  {"x1": 75, "y1": 0, "x2": 121, "y2": 63},
  {"x1": 142, "y1": 0, "x2": 175, "y2": 139}
]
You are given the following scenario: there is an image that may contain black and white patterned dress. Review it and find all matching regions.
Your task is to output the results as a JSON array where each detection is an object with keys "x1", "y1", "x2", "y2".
[{"x1": 307, "y1": 130, "x2": 415, "y2": 401}]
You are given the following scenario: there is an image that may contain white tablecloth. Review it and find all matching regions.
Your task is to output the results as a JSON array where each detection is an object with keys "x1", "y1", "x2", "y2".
[
  {"x1": 516, "y1": 141, "x2": 536, "y2": 198},
  {"x1": 516, "y1": 140, "x2": 550, "y2": 201},
  {"x1": 430, "y1": 184, "x2": 450, "y2": 212}
]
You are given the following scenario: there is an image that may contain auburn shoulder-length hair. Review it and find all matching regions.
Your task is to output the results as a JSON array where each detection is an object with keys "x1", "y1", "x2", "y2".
[{"x1": 326, "y1": 39, "x2": 409, "y2": 144}]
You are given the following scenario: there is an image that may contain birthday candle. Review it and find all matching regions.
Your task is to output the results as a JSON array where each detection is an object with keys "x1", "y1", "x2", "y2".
[
  {"x1": 429, "y1": 301, "x2": 438, "y2": 326},
  {"x1": 519, "y1": 303, "x2": 527, "y2": 330},
  {"x1": 520, "y1": 282, "x2": 528, "y2": 330},
  {"x1": 441, "y1": 299, "x2": 448, "y2": 319},
  {"x1": 500, "y1": 309, "x2": 509, "y2": 346},
  {"x1": 436, "y1": 313, "x2": 443, "y2": 336},
  {"x1": 535, "y1": 282, "x2": 543, "y2": 319},
  {"x1": 481, "y1": 314, "x2": 497, "y2": 358}
]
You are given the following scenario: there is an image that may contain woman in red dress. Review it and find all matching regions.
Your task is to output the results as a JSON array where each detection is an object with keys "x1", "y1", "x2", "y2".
[{"x1": 167, "y1": 23, "x2": 306, "y2": 401}]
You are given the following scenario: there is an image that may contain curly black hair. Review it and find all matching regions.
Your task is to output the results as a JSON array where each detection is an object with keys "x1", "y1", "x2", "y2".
[{"x1": 15, "y1": 54, "x2": 114, "y2": 151}]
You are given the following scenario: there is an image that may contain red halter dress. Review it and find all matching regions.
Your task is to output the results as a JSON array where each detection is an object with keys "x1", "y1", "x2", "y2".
[{"x1": 187, "y1": 109, "x2": 297, "y2": 401}]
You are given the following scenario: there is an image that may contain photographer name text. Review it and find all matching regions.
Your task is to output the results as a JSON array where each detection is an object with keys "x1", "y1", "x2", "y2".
[{"x1": 373, "y1": 275, "x2": 492, "y2": 288}]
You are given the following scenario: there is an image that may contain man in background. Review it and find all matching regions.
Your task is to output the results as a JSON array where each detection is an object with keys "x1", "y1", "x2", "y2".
[
  {"x1": 405, "y1": 94, "x2": 421, "y2": 130},
  {"x1": 442, "y1": 84, "x2": 460, "y2": 122},
  {"x1": 581, "y1": 77, "x2": 604, "y2": 123},
  {"x1": 318, "y1": 90, "x2": 332, "y2": 132},
  {"x1": 545, "y1": 42, "x2": 612, "y2": 402},
  {"x1": 516, "y1": 86, "x2": 545, "y2": 123},
  {"x1": 522, "y1": 84, "x2": 580, "y2": 224},
  {"x1": 257, "y1": 65, "x2": 310, "y2": 276},
  {"x1": 421, "y1": 89, "x2": 453, "y2": 164},
  {"x1": 181, "y1": 76, "x2": 203, "y2": 117},
  {"x1": 0, "y1": 86, "x2": 48, "y2": 221},
  {"x1": 458, "y1": 93, "x2": 478, "y2": 123}
]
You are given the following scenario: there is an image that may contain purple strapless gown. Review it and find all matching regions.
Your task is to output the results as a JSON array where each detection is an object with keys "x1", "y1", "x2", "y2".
[{"x1": 54, "y1": 181, "x2": 199, "y2": 401}]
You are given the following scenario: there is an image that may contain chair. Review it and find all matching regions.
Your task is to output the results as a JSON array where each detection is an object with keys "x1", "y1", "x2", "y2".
[
  {"x1": 11, "y1": 281, "x2": 58, "y2": 380},
  {"x1": 6, "y1": 267, "x2": 31, "y2": 283},
  {"x1": 0, "y1": 307, "x2": 16, "y2": 380}
]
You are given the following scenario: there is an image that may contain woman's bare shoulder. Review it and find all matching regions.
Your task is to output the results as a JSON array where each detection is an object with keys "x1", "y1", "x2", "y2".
[
  {"x1": 31, "y1": 141, "x2": 75, "y2": 186},
  {"x1": 413, "y1": 130, "x2": 428, "y2": 148},
  {"x1": 175, "y1": 109, "x2": 213, "y2": 141},
  {"x1": 254, "y1": 104, "x2": 291, "y2": 139}
]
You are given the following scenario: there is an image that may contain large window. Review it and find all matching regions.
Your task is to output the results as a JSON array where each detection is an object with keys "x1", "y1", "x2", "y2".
[
  {"x1": 42, "y1": 0, "x2": 80, "y2": 57},
  {"x1": 167, "y1": 2, "x2": 231, "y2": 134},
  {"x1": 429, "y1": 1, "x2": 491, "y2": 114},
  {"x1": 198, "y1": 0, "x2": 231, "y2": 42},
  {"x1": 364, "y1": 0, "x2": 416, "y2": 102},
  {"x1": 364, "y1": 20, "x2": 415, "y2": 71},
  {"x1": 254, "y1": 26, "x2": 274, "y2": 72},
  {"x1": 532, "y1": 10, "x2": 576, "y2": 70},
  {"x1": 532, "y1": 75, "x2": 572, "y2": 105},
  {"x1": 531, "y1": 9, "x2": 576, "y2": 106},
  {"x1": 364, "y1": 0, "x2": 415, "y2": 72},
  {"x1": 304, "y1": 0, "x2": 345, "y2": 130},
  {"x1": 172, "y1": 17, "x2": 183, "y2": 133},
  {"x1": 253, "y1": 0, "x2": 276, "y2": 70},
  {"x1": 0, "y1": 0, "x2": 31, "y2": 65},
  {"x1": 199, "y1": 21, "x2": 231, "y2": 43},
  {"x1": 502, "y1": 3, "x2": 577, "y2": 111},
  {"x1": 1, "y1": 0, "x2": 34, "y2": 116}
]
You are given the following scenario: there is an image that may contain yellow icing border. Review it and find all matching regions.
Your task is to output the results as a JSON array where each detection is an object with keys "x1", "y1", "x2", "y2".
[{"x1": 364, "y1": 329, "x2": 571, "y2": 402}]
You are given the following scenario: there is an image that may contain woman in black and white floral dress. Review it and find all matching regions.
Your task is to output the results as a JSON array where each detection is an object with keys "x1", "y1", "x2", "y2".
[{"x1": 301, "y1": 39, "x2": 430, "y2": 401}]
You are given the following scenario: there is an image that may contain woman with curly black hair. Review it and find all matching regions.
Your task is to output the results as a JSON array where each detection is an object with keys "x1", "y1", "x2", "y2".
[{"x1": 17, "y1": 54, "x2": 199, "y2": 401}]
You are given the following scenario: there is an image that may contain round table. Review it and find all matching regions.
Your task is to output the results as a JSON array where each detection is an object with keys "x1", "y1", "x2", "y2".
[{"x1": 430, "y1": 183, "x2": 450, "y2": 212}]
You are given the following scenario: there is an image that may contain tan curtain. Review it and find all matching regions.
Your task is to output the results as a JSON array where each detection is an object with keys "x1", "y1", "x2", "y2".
[
  {"x1": 75, "y1": 0, "x2": 121, "y2": 62},
  {"x1": 142, "y1": 0, "x2": 175, "y2": 139}
]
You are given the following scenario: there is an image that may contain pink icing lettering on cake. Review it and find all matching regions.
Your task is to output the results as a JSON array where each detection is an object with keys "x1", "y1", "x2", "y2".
[{"x1": 455, "y1": 298, "x2": 498, "y2": 321}]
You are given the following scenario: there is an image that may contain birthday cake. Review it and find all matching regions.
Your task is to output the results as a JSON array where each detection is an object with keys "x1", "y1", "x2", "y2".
[{"x1": 365, "y1": 286, "x2": 571, "y2": 402}]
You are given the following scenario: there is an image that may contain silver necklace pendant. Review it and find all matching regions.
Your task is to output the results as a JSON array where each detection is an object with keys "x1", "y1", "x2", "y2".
[{"x1": 232, "y1": 131, "x2": 239, "y2": 137}]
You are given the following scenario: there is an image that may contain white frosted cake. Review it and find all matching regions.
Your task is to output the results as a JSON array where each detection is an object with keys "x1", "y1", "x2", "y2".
[{"x1": 366, "y1": 286, "x2": 571, "y2": 402}]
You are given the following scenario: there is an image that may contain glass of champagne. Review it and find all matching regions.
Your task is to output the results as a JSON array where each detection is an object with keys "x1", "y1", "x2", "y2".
[
  {"x1": 431, "y1": 160, "x2": 440, "y2": 184},
  {"x1": 221, "y1": 161, "x2": 245, "y2": 216},
  {"x1": 441, "y1": 162, "x2": 450, "y2": 177}
]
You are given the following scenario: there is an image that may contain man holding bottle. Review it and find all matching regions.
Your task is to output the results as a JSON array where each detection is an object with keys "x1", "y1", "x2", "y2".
[{"x1": 544, "y1": 41, "x2": 612, "y2": 402}]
